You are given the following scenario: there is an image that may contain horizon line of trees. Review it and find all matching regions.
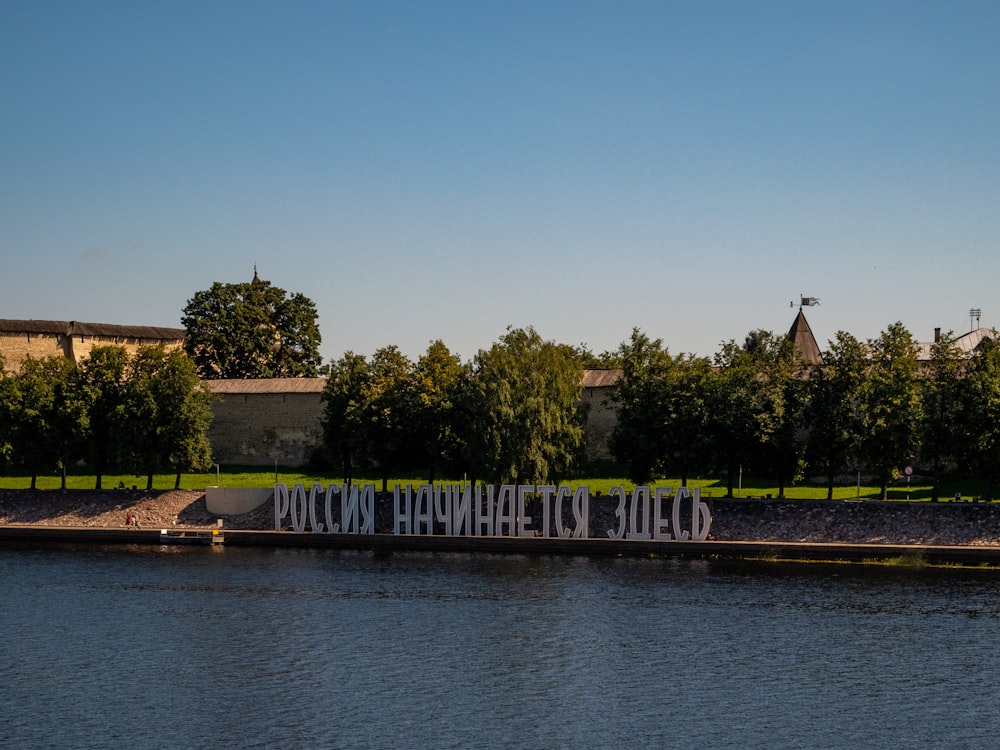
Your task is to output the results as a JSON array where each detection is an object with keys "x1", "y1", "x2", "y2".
[
  {"x1": 6, "y1": 312, "x2": 1000, "y2": 501},
  {"x1": 319, "y1": 322, "x2": 1000, "y2": 502},
  {"x1": 0, "y1": 346, "x2": 213, "y2": 490}
]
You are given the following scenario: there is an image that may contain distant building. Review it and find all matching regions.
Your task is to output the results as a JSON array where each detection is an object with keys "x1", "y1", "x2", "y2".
[
  {"x1": 202, "y1": 378, "x2": 328, "y2": 467},
  {"x1": 580, "y1": 368, "x2": 623, "y2": 461},
  {"x1": 0, "y1": 319, "x2": 185, "y2": 373},
  {"x1": 787, "y1": 309, "x2": 823, "y2": 366},
  {"x1": 916, "y1": 326, "x2": 999, "y2": 361}
]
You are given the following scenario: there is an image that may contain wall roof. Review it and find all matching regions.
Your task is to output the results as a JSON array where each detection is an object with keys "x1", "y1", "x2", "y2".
[
  {"x1": 0, "y1": 319, "x2": 185, "y2": 340},
  {"x1": 203, "y1": 378, "x2": 328, "y2": 394}
]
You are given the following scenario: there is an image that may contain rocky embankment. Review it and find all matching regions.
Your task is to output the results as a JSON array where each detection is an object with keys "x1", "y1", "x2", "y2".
[{"x1": 2, "y1": 490, "x2": 1000, "y2": 546}]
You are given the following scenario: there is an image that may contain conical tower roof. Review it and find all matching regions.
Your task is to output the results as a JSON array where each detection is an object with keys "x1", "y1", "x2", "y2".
[{"x1": 787, "y1": 309, "x2": 823, "y2": 365}]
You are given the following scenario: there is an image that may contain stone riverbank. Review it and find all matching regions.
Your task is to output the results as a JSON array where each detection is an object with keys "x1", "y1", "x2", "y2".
[{"x1": 3, "y1": 489, "x2": 1000, "y2": 547}]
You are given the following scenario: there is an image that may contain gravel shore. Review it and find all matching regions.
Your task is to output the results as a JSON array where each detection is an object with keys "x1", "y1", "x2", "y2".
[
  {"x1": 3, "y1": 489, "x2": 1000, "y2": 546},
  {"x1": 0, "y1": 489, "x2": 270, "y2": 530}
]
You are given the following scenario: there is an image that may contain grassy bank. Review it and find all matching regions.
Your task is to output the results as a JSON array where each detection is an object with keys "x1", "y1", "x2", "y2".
[{"x1": 0, "y1": 466, "x2": 990, "y2": 502}]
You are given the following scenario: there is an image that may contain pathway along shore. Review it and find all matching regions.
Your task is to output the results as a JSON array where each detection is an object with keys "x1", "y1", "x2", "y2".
[{"x1": 3, "y1": 489, "x2": 1000, "y2": 565}]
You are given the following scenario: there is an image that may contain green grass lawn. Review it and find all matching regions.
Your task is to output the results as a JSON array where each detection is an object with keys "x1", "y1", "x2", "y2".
[{"x1": 0, "y1": 466, "x2": 990, "y2": 502}]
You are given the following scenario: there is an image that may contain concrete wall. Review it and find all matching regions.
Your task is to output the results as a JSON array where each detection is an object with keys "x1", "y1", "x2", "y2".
[
  {"x1": 580, "y1": 386, "x2": 616, "y2": 461},
  {"x1": 205, "y1": 486, "x2": 274, "y2": 515},
  {"x1": 206, "y1": 383, "x2": 619, "y2": 468},
  {"x1": 208, "y1": 391, "x2": 324, "y2": 467}
]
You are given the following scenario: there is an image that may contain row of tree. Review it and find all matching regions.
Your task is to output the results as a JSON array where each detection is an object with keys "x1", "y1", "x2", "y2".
[
  {"x1": 320, "y1": 327, "x2": 587, "y2": 491},
  {"x1": 172, "y1": 275, "x2": 1000, "y2": 499},
  {"x1": 611, "y1": 323, "x2": 1000, "y2": 500},
  {"x1": 320, "y1": 322, "x2": 1000, "y2": 501},
  {"x1": 0, "y1": 347, "x2": 213, "y2": 489}
]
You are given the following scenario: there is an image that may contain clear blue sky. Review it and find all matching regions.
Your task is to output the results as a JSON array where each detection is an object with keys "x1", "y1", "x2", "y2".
[{"x1": 3, "y1": 1, "x2": 998, "y2": 364}]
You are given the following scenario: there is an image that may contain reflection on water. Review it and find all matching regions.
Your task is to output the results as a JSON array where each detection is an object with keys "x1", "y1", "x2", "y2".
[{"x1": 3, "y1": 545, "x2": 1000, "y2": 749}]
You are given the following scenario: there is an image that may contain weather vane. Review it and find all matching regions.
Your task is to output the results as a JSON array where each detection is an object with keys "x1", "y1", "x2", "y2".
[{"x1": 790, "y1": 295, "x2": 820, "y2": 309}]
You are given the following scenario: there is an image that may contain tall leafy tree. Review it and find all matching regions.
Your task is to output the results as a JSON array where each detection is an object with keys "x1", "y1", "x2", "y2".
[
  {"x1": 470, "y1": 327, "x2": 585, "y2": 486},
  {"x1": 609, "y1": 329, "x2": 674, "y2": 485},
  {"x1": 412, "y1": 340, "x2": 464, "y2": 482},
  {"x1": 0, "y1": 357, "x2": 16, "y2": 469},
  {"x1": 711, "y1": 331, "x2": 789, "y2": 497},
  {"x1": 321, "y1": 352, "x2": 371, "y2": 487},
  {"x1": 365, "y1": 345, "x2": 418, "y2": 492},
  {"x1": 861, "y1": 322, "x2": 922, "y2": 500},
  {"x1": 7, "y1": 356, "x2": 85, "y2": 489},
  {"x1": 958, "y1": 336, "x2": 1000, "y2": 500},
  {"x1": 78, "y1": 346, "x2": 131, "y2": 490},
  {"x1": 919, "y1": 332, "x2": 965, "y2": 501},
  {"x1": 182, "y1": 272, "x2": 322, "y2": 379},
  {"x1": 124, "y1": 347, "x2": 213, "y2": 489},
  {"x1": 609, "y1": 329, "x2": 715, "y2": 485},
  {"x1": 746, "y1": 331, "x2": 805, "y2": 499},
  {"x1": 805, "y1": 331, "x2": 867, "y2": 499}
]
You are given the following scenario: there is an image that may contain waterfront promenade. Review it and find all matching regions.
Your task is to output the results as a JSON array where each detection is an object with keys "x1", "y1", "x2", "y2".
[{"x1": 3, "y1": 489, "x2": 1000, "y2": 566}]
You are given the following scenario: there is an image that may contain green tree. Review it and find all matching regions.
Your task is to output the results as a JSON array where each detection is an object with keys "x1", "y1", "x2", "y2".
[
  {"x1": 608, "y1": 329, "x2": 673, "y2": 484},
  {"x1": 861, "y1": 322, "x2": 922, "y2": 500},
  {"x1": 78, "y1": 346, "x2": 131, "y2": 490},
  {"x1": 919, "y1": 332, "x2": 965, "y2": 501},
  {"x1": 744, "y1": 331, "x2": 804, "y2": 499},
  {"x1": 124, "y1": 347, "x2": 213, "y2": 489},
  {"x1": 321, "y1": 352, "x2": 371, "y2": 487},
  {"x1": 7, "y1": 356, "x2": 85, "y2": 489},
  {"x1": 609, "y1": 330, "x2": 714, "y2": 486},
  {"x1": 0, "y1": 359, "x2": 16, "y2": 469},
  {"x1": 711, "y1": 332, "x2": 789, "y2": 497},
  {"x1": 805, "y1": 331, "x2": 867, "y2": 499},
  {"x1": 470, "y1": 327, "x2": 585, "y2": 486},
  {"x1": 182, "y1": 273, "x2": 322, "y2": 379},
  {"x1": 412, "y1": 340, "x2": 464, "y2": 482},
  {"x1": 958, "y1": 335, "x2": 1000, "y2": 499},
  {"x1": 365, "y1": 345, "x2": 418, "y2": 492}
]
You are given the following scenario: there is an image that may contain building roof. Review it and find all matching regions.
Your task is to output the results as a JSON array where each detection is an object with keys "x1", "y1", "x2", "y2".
[
  {"x1": 203, "y1": 378, "x2": 328, "y2": 394},
  {"x1": 916, "y1": 327, "x2": 999, "y2": 361},
  {"x1": 581, "y1": 368, "x2": 623, "y2": 388},
  {"x1": 787, "y1": 310, "x2": 823, "y2": 365},
  {"x1": 0, "y1": 319, "x2": 185, "y2": 340}
]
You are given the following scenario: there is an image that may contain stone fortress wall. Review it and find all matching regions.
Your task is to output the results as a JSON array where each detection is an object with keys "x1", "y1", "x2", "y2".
[
  {"x1": 203, "y1": 379, "x2": 327, "y2": 467},
  {"x1": 205, "y1": 376, "x2": 618, "y2": 467},
  {"x1": 0, "y1": 319, "x2": 618, "y2": 468},
  {"x1": 0, "y1": 319, "x2": 185, "y2": 372}
]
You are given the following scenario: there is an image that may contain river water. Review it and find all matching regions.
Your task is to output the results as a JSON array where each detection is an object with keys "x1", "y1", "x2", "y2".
[{"x1": 3, "y1": 544, "x2": 999, "y2": 749}]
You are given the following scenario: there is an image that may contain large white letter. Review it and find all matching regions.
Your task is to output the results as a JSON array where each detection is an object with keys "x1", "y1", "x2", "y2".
[
  {"x1": 475, "y1": 485, "x2": 494, "y2": 536},
  {"x1": 453, "y1": 484, "x2": 473, "y2": 536},
  {"x1": 342, "y1": 483, "x2": 363, "y2": 534},
  {"x1": 536, "y1": 485, "x2": 555, "y2": 538},
  {"x1": 692, "y1": 487, "x2": 711, "y2": 542},
  {"x1": 495, "y1": 485, "x2": 516, "y2": 537},
  {"x1": 360, "y1": 484, "x2": 375, "y2": 534},
  {"x1": 274, "y1": 483, "x2": 289, "y2": 531},
  {"x1": 653, "y1": 487, "x2": 673, "y2": 541},
  {"x1": 607, "y1": 486, "x2": 626, "y2": 540},
  {"x1": 289, "y1": 483, "x2": 308, "y2": 533},
  {"x1": 627, "y1": 486, "x2": 651, "y2": 540},
  {"x1": 414, "y1": 485, "x2": 434, "y2": 535},
  {"x1": 672, "y1": 487, "x2": 691, "y2": 541},
  {"x1": 555, "y1": 486, "x2": 572, "y2": 538},
  {"x1": 308, "y1": 483, "x2": 325, "y2": 533},
  {"x1": 516, "y1": 485, "x2": 535, "y2": 538},
  {"x1": 571, "y1": 486, "x2": 589, "y2": 539},
  {"x1": 394, "y1": 484, "x2": 412, "y2": 535},
  {"x1": 326, "y1": 484, "x2": 341, "y2": 533}
]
